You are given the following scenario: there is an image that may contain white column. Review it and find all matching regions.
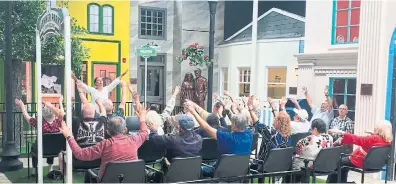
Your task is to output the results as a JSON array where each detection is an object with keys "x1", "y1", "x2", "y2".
[
  {"x1": 35, "y1": 30, "x2": 43, "y2": 184},
  {"x1": 355, "y1": 0, "x2": 388, "y2": 135},
  {"x1": 250, "y1": 0, "x2": 258, "y2": 96},
  {"x1": 296, "y1": 62, "x2": 315, "y2": 99},
  {"x1": 63, "y1": 15, "x2": 73, "y2": 183}
]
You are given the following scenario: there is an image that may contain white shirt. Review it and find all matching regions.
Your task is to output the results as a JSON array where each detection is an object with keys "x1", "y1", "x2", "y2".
[
  {"x1": 82, "y1": 78, "x2": 120, "y2": 111},
  {"x1": 290, "y1": 120, "x2": 311, "y2": 134}
]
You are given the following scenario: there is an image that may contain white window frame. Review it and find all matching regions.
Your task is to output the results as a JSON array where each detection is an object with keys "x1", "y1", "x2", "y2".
[
  {"x1": 219, "y1": 68, "x2": 228, "y2": 94},
  {"x1": 266, "y1": 67, "x2": 287, "y2": 100},
  {"x1": 238, "y1": 68, "x2": 251, "y2": 96},
  {"x1": 102, "y1": 5, "x2": 113, "y2": 34}
]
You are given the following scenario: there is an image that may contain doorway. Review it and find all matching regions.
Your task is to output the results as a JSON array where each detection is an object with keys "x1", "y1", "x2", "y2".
[
  {"x1": 92, "y1": 63, "x2": 118, "y2": 102},
  {"x1": 137, "y1": 55, "x2": 165, "y2": 105}
]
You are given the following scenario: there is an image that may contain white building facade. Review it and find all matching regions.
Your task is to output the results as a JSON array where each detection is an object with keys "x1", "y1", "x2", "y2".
[
  {"x1": 297, "y1": 0, "x2": 396, "y2": 180},
  {"x1": 218, "y1": 8, "x2": 305, "y2": 102}
]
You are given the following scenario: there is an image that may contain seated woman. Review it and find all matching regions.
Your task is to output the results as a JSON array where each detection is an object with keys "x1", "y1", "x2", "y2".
[
  {"x1": 326, "y1": 120, "x2": 393, "y2": 183},
  {"x1": 15, "y1": 97, "x2": 64, "y2": 178},
  {"x1": 292, "y1": 119, "x2": 333, "y2": 182}
]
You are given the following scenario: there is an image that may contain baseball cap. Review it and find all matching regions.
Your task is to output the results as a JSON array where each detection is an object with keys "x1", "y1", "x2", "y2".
[
  {"x1": 178, "y1": 114, "x2": 195, "y2": 131},
  {"x1": 293, "y1": 108, "x2": 308, "y2": 121}
]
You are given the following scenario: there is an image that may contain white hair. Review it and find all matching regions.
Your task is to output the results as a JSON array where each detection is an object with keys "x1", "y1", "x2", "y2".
[
  {"x1": 146, "y1": 110, "x2": 164, "y2": 128},
  {"x1": 375, "y1": 120, "x2": 393, "y2": 142}
]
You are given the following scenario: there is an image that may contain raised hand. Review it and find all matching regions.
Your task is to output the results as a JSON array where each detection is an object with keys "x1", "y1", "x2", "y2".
[
  {"x1": 59, "y1": 120, "x2": 72, "y2": 138},
  {"x1": 71, "y1": 73, "x2": 78, "y2": 81},
  {"x1": 136, "y1": 103, "x2": 147, "y2": 118},
  {"x1": 120, "y1": 69, "x2": 128, "y2": 78},
  {"x1": 324, "y1": 85, "x2": 329, "y2": 96},
  {"x1": 248, "y1": 96, "x2": 254, "y2": 109},
  {"x1": 95, "y1": 98, "x2": 103, "y2": 105},
  {"x1": 132, "y1": 91, "x2": 139, "y2": 102},
  {"x1": 302, "y1": 86, "x2": 308, "y2": 95},
  {"x1": 224, "y1": 90, "x2": 231, "y2": 97},
  {"x1": 185, "y1": 103, "x2": 196, "y2": 113},
  {"x1": 290, "y1": 98, "x2": 298, "y2": 104},
  {"x1": 173, "y1": 85, "x2": 181, "y2": 95},
  {"x1": 15, "y1": 99, "x2": 24, "y2": 107},
  {"x1": 213, "y1": 93, "x2": 219, "y2": 100},
  {"x1": 59, "y1": 95, "x2": 64, "y2": 102},
  {"x1": 280, "y1": 96, "x2": 287, "y2": 105}
]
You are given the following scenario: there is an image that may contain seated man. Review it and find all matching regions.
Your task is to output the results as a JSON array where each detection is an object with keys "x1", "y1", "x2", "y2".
[
  {"x1": 290, "y1": 108, "x2": 310, "y2": 134},
  {"x1": 147, "y1": 114, "x2": 202, "y2": 181},
  {"x1": 188, "y1": 103, "x2": 252, "y2": 175},
  {"x1": 58, "y1": 104, "x2": 148, "y2": 183}
]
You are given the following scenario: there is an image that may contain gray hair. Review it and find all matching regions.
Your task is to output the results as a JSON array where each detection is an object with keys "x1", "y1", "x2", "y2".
[
  {"x1": 103, "y1": 99, "x2": 114, "y2": 113},
  {"x1": 107, "y1": 117, "x2": 126, "y2": 136},
  {"x1": 231, "y1": 113, "x2": 248, "y2": 131}
]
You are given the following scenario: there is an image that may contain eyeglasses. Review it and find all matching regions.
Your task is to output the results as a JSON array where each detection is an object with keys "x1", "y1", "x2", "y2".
[{"x1": 338, "y1": 108, "x2": 347, "y2": 110}]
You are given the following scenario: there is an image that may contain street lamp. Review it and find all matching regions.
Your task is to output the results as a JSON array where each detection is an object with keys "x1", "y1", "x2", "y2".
[
  {"x1": 0, "y1": 1, "x2": 23, "y2": 172},
  {"x1": 207, "y1": 0, "x2": 217, "y2": 112}
]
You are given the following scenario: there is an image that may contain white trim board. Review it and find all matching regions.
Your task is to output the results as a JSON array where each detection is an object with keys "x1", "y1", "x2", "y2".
[{"x1": 225, "y1": 7, "x2": 306, "y2": 42}]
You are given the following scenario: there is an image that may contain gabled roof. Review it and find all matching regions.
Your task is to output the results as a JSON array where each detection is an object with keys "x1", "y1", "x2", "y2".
[{"x1": 224, "y1": 8, "x2": 305, "y2": 43}]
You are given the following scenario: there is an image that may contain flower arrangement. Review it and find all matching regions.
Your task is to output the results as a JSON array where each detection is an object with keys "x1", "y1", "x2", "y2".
[{"x1": 175, "y1": 43, "x2": 212, "y2": 67}]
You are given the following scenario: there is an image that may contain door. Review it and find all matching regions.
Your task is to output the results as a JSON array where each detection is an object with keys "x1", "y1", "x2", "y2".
[
  {"x1": 139, "y1": 66, "x2": 164, "y2": 104},
  {"x1": 93, "y1": 63, "x2": 118, "y2": 102}
]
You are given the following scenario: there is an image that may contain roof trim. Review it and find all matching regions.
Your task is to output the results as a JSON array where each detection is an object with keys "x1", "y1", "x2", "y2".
[{"x1": 224, "y1": 7, "x2": 306, "y2": 42}]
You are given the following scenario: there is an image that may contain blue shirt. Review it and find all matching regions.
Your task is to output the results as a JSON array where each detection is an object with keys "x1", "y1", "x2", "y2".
[{"x1": 216, "y1": 130, "x2": 253, "y2": 155}]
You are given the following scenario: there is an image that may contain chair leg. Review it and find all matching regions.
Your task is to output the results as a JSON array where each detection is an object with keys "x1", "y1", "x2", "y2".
[
  {"x1": 385, "y1": 166, "x2": 388, "y2": 184},
  {"x1": 312, "y1": 175, "x2": 316, "y2": 183},
  {"x1": 361, "y1": 172, "x2": 365, "y2": 184},
  {"x1": 28, "y1": 152, "x2": 30, "y2": 179}
]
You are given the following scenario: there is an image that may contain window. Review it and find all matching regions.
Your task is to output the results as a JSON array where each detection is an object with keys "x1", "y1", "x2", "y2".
[
  {"x1": 139, "y1": 7, "x2": 166, "y2": 39},
  {"x1": 102, "y1": 5, "x2": 113, "y2": 34},
  {"x1": 332, "y1": 0, "x2": 361, "y2": 44},
  {"x1": 267, "y1": 68, "x2": 287, "y2": 99},
  {"x1": 299, "y1": 40, "x2": 304, "y2": 53},
  {"x1": 222, "y1": 68, "x2": 228, "y2": 92},
  {"x1": 329, "y1": 78, "x2": 356, "y2": 120},
  {"x1": 87, "y1": 4, "x2": 114, "y2": 34},
  {"x1": 238, "y1": 68, "x2": 250, "y2": 97},
  {"x1": 88, "y1": 4, "x2": 100, "y2": 33}
]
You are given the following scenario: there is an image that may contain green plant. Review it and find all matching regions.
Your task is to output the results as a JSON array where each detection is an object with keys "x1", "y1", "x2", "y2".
[{"x1": 175, "y1": 43, "x2": 212, "y2": 67}]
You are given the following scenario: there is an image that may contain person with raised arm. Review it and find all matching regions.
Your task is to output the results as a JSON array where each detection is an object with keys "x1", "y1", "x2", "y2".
[
  {"x1": 15, "y1": 98, "x2": 64, "y2": 177},
  {"x1": 72, "y1": 70, "x2": 128, "y2": 111},
  {"x1": 303, "y1": 86, "x2": 334, "y2": 130}
]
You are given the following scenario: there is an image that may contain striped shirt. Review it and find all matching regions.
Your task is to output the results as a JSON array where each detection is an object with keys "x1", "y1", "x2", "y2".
[{"x1": 67, "y1": 121, "x2": 148, "y2": 179}]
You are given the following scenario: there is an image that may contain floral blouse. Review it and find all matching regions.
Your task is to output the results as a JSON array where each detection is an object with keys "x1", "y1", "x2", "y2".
[{"x1": 294, "y1": 134, "x2": 334, "y2": 168}]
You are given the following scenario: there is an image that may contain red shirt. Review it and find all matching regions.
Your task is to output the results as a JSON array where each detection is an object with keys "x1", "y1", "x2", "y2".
[
  {"x1": 29, "y1": 117, "x2": 62, "y2": 133},
  {"x1": 67, "y1": 121, "x2": 148, "y2": 179},
  {"x1": 343, "y1": 133, "x2": 391, "y2": 168}
]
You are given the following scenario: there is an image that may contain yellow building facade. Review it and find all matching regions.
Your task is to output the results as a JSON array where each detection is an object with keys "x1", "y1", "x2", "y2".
[{"x1": 65, "y1": 0, "x2": 130, "y2": 101}]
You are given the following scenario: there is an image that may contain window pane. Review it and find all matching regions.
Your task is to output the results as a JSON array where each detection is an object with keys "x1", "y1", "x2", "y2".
[
  {"x1": 140, "y1": 29, "x2": 145, "y2": 35},
  {"x1": 351, "y1": 0, "x2": 361, "y2": 8},
  {"x1": 333, "y1": 95, "x2": 345, "y2": 106},
  {"x1": 147, "y1": 24, "x2": 152, "y2": 29},
  {"x1": 267, "y1": 84, "x2": 286, "y2": 99},
  {"x1": 157, "y1": 11, "x2": 163, "y2": 17},
  {"x1": 153, "y1": 18, "x2": 157, "y2": 23},
  {"x1": 332, "y1": 79, "x2": 346, "y2": 94},
  {"x1": 147, "y1": 10, "x2": 151, "y2": 16},
  {"x1": 239, "y1": 84, "x2": 250, "y2": 97},
  {"x1": 346, "y1": 95, "x2": 356, "y2": 110},
  {"x1": 336, "y1": 10, "x2": 348, "y2": 26},
  {"x1": 347, "y1": 79, "x2": 357, "y2": 94},
  {"x1": 158, "y1": 18, "x2": 163, "y2": 23},
  {"x1": 267, "y1": 68, "x2": 287, "y2": 83},
  {"x1": 141, "y1": 23, "x2": 146, "y2": 29},
  {"x1": 350, "y1": 26, "x2": 359, "y2": 42},
  {"x1": 337, "y1": 0, "x2": 349, "y2": 9},
  {"x1": 147, "y1": 17, "x2": 152, "y2": 22},
  {"x1": 158, "y1": 31, "x2": 163, "y2": 36},
  {"x1": 335, "y1": 27, "x2": 347, "y2": 43},
  {"x1": 147, "y1": 30, "x2": 152, "y2": 35},
  {"x1": 141, "y1": 10, "x2": 146, "y2": 16},
  {"x1": 350, "y1": 8, "x2": 360, "y2": 25},
  {"x1": 141, "y1": 16, "x2": 146, "y2": 22},
  {"x1": 158, "y1": 25, "x2": 163, "y2": 31}
]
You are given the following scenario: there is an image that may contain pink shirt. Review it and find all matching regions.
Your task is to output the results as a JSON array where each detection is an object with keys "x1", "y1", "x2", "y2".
[{"x1": 67, "y1": 121, "x2": 148, "y2": 178}]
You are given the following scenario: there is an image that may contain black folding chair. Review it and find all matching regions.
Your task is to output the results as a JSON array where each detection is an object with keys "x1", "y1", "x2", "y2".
[
  {"x1": 342, "y1": 145, "x2": 391, "y2": 183},
  {"x1": 27, "y1": 132, "x2": 66, "y2": 182},
  {"x1": 202, "y1": 154, "x2": 251, "y2": 182},
  {"x1": 200, "y1": 138, "x2": 220, "y2": 163},
  {"x1": 251, "y1": 147, "x2": 295, "y2": 183},
  {"x1": 146, "y1": 156, "x2": 202, "y2": 183},
  {"x1": 300, "y1": 146, "x2": 344, "y2": 183},
  {"x1": 138, "y1": 139, "x2": 165, "y2": 165},
  {"x1": 88, "y1": 160, "x2": 146, "y2": 183},
  {"x1": 250, "y1": 133, "x2": 259, "y2": 158},
  {"x1": 125, "y1": 116, "x2": 140, "y2": 134}
]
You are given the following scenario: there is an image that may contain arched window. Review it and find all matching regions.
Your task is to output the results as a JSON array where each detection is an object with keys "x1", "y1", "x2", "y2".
[
  {"x1": 102, "y1": 5, "x2": 114, "y2": 34},
  {"x1": 88, "y1": 4, "x2": 100, "y2": 33}
]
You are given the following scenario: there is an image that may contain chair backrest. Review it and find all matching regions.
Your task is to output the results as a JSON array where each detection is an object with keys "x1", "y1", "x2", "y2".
[
  {"x1": 164, "y1": 156, "x2": 202, "y2": 183},
  {"x1": 363, "y1": 145, "x2": 391, "y2": 170},
  {"x1": 126, "y1": 116, "x2": 140, "y2": 134},
  {"x1": 313, "y1": 146, "x2": 343, "y2": 173},
  {"x1": 214, "y1": 154, "x2": 250, "y2": 179},
  {"x1": 290, "y1": 132, "x2": 311, "y2": 149},
  {"x1": 100, "y1": 160, "x2": 146, "y2": 183},
  {"x1": 138, "y1": 139, "x2": 165, "y2": 163},
  {"x1": 262, "y1": 147, "x2": 294, "y2": 173},
  {"x1": 43, "y1": 132, "x2": 66, "y2": 156},
  {"x1": 73, "y1": 143, "x2": 101, "y2": 169},
  {"x1": 250, "y1": 133, "x2": 259, "y2": 152},
  {"x1": 200, "y1": 138, "x2": 220, "y2": 161}
]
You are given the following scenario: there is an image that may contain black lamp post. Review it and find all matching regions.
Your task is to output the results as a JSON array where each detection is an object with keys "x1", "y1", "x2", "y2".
[
  {"x1": 0, "y1": 1, "x2": 23, "y2": 172},
  {"x1": 207, "y1": 0, "x2": 217, "y2": 112}
]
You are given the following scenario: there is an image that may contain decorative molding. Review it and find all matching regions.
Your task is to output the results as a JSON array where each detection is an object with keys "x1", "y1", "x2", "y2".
[{"x1": 314, "y1": 68, "x2": 356, "y2": 75}]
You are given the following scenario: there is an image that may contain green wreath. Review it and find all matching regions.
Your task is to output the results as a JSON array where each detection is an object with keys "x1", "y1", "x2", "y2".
[{"x1": 175, "y1": 43, "x2": 212, "y2": 67}]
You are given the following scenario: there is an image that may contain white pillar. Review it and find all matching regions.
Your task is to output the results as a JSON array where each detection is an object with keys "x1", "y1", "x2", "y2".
[
  {"x1": 355, "y1": 0, "x2": 388, "y2": 136},
  {"x1": 250, "y1": 0, "x2": 259, "y2": 96},
  {"x1": 63, "y1": 15, "x2": 73, "y2": 183},
  {"x1": 35, "y1": 30, "x2": 43, "y2": 184}
]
